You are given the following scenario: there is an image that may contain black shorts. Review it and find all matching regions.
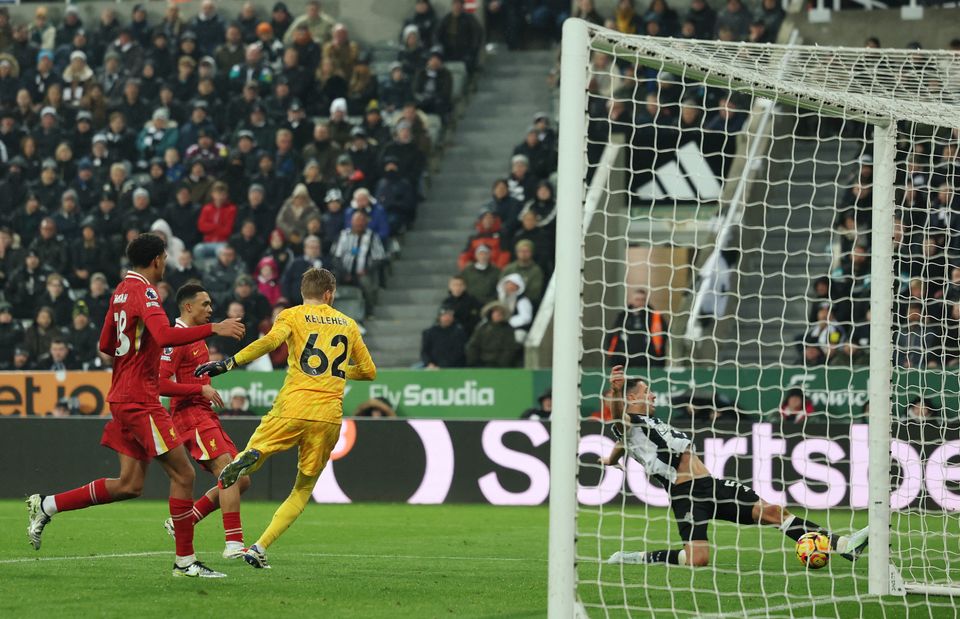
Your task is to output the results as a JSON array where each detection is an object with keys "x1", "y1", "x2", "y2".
[{"x1": 669, "y1": 476, "x2": 761, "y2": 542}]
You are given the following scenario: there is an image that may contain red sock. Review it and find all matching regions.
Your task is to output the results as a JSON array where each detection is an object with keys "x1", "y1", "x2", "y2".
[
  {"x1": 169, "y1": 498, "x2": 195, "y2": 558},
  {"x1": 222, "y1": 511, "x2": 243, "y2": 544},
  {"x1": 51, "y1": 478, "x2": 114, "y2": 513},
  {"x1": 192, "y1": 494, "x2": 217, "y2": 523}
]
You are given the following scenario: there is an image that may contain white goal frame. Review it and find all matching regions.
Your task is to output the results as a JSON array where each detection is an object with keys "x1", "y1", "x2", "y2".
[{"x1": 547, "y1": 18, "x2": 960, "y2": 617}]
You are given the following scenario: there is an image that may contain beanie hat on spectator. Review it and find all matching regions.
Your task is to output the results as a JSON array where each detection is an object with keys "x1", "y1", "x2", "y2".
[
  {"x1": 336, "y1": 154, "x2": 352, "y2": 166},
  {"x1": 14, "y1": 346, "x2": 28, "y2": 358},
  {"x1": 181, "y1": 30, "x2": 198, "y2": 41},
  {"x1": 152, "y1": 108, "x2": 170, "y2": 122},
  {"x1": 62, "y1": 189, "x2": 79, "y2": 202},
  {"x1": 41, "y1": 107, "x2": 56, "y2": 118},
  {"x1": 257, "y1": 22, "x2": 273, "y2": 37},
  {"x1": 42, "y1": 158, "x2": 57, "y2": 170},
  {"x1": 475, "y1": 243, "x2": 491, "y2": 256},
  {"x1": 73, "y1": 300, "x2": 90, "y2": 318},
  {"x1": 402, "y1": 24, "x2": 420, "y2": 42},
  {"x1": 37, "y1": 50, "x2": 53, "y2": 63},
  {"x1": 133, "y1": 187, "x2": 150, "y2": 201},
  {"x1": 289, "y1": 99, "x2": 304, "y2": 112},
  {"x1": 292, "y1": 184, "x2": 309, "y2": 199},
  {"x1": 366, "y1": 100, "x2": 381, "y2": 113},
  {"x1": 515, "y1": 239, "x2": 535, "y2": 253},
  {"x1": 350, "y1": 126, "x2": 367, "y2": 139},
  {"x1": 76, "y1": 111, "x2": 93, "y2": 123},
  {"x1": 324, "y1": 189, "x2": 344, "y2": 205},
  {"x1": 0, "y1": 301, "x2": 12, "y2": 314},
  {"x1": 329, "y1": 98, "x2": 348, "y2": 115},
  {"x1": 93, "y1": 133, "x2": 107, "y2": 144},
  {"x1": 80, "y1": 216, "x2": 96, "y2": 229},
  {"x1": 104, "y1": 50, "x2": 121, "y2": 63},
  {"x1": 235, "y1": 274, "x2": 255, "y2": 288},
  {"x1": 534, "y1": 112, "x2": 550, "y2": 123},
  {"x1": 249, "y1": 183, "x2": 266, "y2": 195},
  {"x1": 511, "y1": 154, "x2": 530, "y2": 167},
  {"x1": 70, "y1": 50, "x2": 87, "y2": 64},
  {"x1": 91, "y1": 273, "x2": 108, "y2": 284},
  {"x1": 428, "y1": 45, "x2": 444, "y2": 60}
]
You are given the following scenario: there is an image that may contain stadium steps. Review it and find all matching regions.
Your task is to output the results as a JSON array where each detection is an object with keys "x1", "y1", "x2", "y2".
[
  {"x1": 719, "y1": 132, "x2": 862, "y2": 367},
  {"x1": 363, "y1": 49, "x2": 557, "y2": 368}
]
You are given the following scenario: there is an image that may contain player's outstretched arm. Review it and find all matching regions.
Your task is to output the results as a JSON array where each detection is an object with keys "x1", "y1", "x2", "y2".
[
  {"x1": 608, "y1": 364, "x2": 627, "y2": 420},
  {"x1": 196, "y1": 317, "x2": 292, "y2": 378},
  {"x1": 145, "y1": 312, "x2": 245, "y2": 348},
  {"x1": 344, "y1": 330, "x2": 377, "y2": 381},
  {"x1": 602, "y1": 444, "x2": 626, "y2": 467}
]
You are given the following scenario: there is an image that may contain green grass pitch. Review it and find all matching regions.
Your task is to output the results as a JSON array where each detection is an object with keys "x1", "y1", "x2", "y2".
[{"x1": 0, "y1": 501, "x2": 955, "y2": 618}]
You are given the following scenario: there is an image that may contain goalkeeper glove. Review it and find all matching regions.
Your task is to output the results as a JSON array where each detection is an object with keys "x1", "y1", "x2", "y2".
[{"x1": 194, "y1": 356, "x2": 237, "y2": 378}]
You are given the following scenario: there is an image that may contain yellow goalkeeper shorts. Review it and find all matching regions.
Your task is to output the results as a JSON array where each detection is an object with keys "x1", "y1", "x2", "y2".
[{"x1": 242, "y1": 414, "x2": 342, "y2": 477}]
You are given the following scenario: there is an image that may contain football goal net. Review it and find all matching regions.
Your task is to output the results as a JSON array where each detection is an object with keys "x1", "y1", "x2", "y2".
[{"x1": 548, "y1": 18, "x2": 960, "y2": 618}]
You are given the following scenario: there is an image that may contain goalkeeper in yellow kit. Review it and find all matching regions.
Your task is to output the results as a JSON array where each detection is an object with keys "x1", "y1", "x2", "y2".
[{"x1": 194, "y1": 268, "x2": 376, "y2": 569}]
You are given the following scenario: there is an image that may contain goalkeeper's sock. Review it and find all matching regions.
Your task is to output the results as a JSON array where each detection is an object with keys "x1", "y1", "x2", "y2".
[
  {"x1": 780, "y1": 515, "x2": 840, "y2": 550},
  {"x1": 46, "y1": 478, "x2": 114, "y2": 514},
  {"x1": 192, "y1": 494, "x2": 217, "y2": 523},
  {"x1": 643, "y1": 549, "x2": 686, "y2": 565},
  {"x1": 257, "y1": 471, "x2": 318, "y2": 549}
]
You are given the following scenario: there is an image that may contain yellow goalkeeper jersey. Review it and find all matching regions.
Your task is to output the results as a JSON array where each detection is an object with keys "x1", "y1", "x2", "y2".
[{"x1": 233, "y1": 303, "x2": 376, "y2": 423}]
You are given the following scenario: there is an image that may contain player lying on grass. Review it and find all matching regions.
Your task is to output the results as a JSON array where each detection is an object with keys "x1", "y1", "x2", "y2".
[
  {"x1": 194, "y1": 267, "x2": 376, "y2": 569},
  {"x1": 27, "y1": 234, "x2": 245, "y2": 578},
  {"x1": 158, "y1": 283, "x2": 252, "y2": 559},
  {"x1": 602, "y1": 365, "x2": 869, "y2": 567}
]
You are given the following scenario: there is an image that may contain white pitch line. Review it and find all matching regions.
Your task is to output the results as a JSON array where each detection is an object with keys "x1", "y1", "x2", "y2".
[
  {"x1": 0, "y1": 550, "x2": 544, "y2": 566},
  {"x1": 0, "y1": 551, "x2": 169, "y2": 565},
  {"x1": 703, "y1": 594, "x2": 870, "y2": 619},
  {"x1": 299, "y1": 552, "x2": 545, "y2": 563}
]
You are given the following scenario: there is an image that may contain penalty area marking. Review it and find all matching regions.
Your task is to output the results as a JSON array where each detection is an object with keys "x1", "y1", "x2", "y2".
[{"x1": 0, "y1": 551, "x2": 169, "y2": 565}]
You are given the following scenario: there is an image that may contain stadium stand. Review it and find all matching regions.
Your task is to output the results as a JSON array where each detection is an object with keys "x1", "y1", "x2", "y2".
[{"x1": 0, "y1": 0, "x2": 496, "y2": 371}]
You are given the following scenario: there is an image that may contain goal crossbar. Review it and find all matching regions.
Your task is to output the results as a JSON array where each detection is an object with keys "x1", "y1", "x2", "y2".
[{"x1": 589, "y1": 32, "x2": 960, "y2": 127}]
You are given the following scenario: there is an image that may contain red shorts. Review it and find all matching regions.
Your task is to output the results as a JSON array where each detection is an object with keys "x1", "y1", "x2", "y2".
[
  {"x1": 101, "y1": 402, "x2": 184, "y2": 462},
  {"x1": 173, "y1": 407, "x2": 238, "y2": 465}
]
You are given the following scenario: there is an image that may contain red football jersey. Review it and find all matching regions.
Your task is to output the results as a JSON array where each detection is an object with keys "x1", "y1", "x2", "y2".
[
  {"x1": 99, "y1": 271, "x2": 213, "y2": 403},
  {"x1": 159, "y1": 318, "x2": 213, "y2": 417}
]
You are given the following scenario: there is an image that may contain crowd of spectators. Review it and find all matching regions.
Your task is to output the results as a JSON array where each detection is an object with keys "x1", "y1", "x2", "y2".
[
  {"x1": 802, "y1": 122, "x2": 960, "y2": 372},
  {"x1": 419, "y1": 0, "x2": 781, "y2": 369},
  {"x1": 0, "y1": 0, "x2": 483, "y2": 371},
  {"x1": 420, "y1": 110, "x2": 559, "y2": 368}
]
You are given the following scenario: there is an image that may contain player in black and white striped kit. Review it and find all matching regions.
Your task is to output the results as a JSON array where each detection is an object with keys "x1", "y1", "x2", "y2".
[{"x1": 602, "y1": 366, "x2": 870, "y2": 567}]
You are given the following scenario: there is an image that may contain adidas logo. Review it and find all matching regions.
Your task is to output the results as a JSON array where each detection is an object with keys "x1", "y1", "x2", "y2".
[{"x1": 634, "y1": 142, "x2": 722, "y2": 201}]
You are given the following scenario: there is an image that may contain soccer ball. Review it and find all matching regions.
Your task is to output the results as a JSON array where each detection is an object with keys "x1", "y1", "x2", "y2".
[{"x1": 796, "y1": 532, "x2": 831, "y2": 570}]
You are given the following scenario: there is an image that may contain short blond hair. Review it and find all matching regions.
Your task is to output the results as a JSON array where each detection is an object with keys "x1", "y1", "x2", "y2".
[{"x1": 301, "y1": 267, "x2": 336, "y2": 300}]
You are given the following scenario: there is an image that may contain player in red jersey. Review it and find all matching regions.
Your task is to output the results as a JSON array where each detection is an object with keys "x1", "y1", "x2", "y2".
[
  {"x1": 158, "y1": 283, "x2": 251, "y2": 559},
  {"x1": 26, "y1": 233, "x2": 245, "y2": 578}
]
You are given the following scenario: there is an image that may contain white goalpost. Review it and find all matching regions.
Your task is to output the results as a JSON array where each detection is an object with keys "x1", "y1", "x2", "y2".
[{"x1": 549, "y1": 18, "x2": 960, "y2": 618}]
